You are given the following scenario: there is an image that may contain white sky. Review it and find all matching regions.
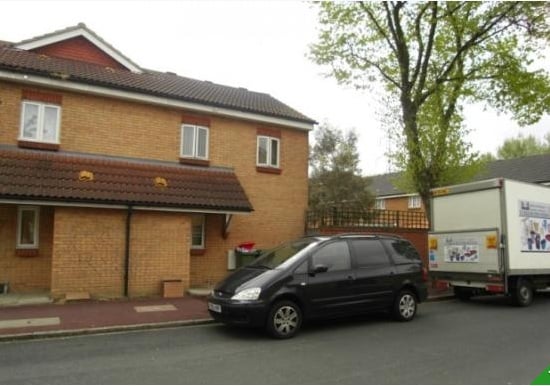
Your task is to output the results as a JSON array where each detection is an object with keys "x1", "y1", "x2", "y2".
[{"x1": 1, "y1": 0, "x2": 548, "y2": 176}]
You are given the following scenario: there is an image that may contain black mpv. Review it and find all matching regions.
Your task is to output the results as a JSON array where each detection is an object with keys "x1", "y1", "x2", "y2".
[{"x1": 207, "y1": 234, "x2": 428, "y2": 339}]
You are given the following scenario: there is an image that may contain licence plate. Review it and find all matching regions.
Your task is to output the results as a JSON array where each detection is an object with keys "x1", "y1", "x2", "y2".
[{"x1": 208, "y1": 302, "x2": 222, "y2": 313}]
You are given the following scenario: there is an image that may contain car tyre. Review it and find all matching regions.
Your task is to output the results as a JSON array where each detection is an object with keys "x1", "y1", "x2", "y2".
[
  {"x1": 266, "y1": 300, "x2": 302, "y2": 339},
  {"x1": 513, "y1": 279, "x2": 534, "y2": 307},
  {"x1": 393, "y1": 289, "x2": 417, "y2": 322}
]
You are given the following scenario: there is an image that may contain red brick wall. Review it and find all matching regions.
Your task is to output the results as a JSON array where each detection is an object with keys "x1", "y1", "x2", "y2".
[{"x1": 32, "y1": 37, "x2": 128, "y2": 70}]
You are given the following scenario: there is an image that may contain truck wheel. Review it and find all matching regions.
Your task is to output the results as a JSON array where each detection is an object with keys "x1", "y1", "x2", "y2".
[
  {"x1": 513, "y1": 279, "x2": 534, "y2": 307},
  {"x1": 454, "y1": 286, "x2": 473, "y2": 301},
  {"x1": 392, "y1": 290, "x2": 417, "y2": 322},
  {"x1": 266, "y1": 300, "x2": 302, "y2": 339}
]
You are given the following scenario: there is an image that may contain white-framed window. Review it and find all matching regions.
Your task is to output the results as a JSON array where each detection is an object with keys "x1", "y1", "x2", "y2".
[
  {"x1": 17, "y1": 206, "x2": 40, "y2": 249},
  {"x1": 374, "y1": 198, "x2": 386, "y2": 210},
  {"x1": 191, "y1": 215, "x2": 205, "y2": 249},
  {"x1": 181, "y1": 124, "x2": 209, "y2": 159},
  {"x1": 257, "y1": 136, "x2": 280, "y2": 168},
  {"x1": 408, "y1": 195, "x2": 422, "y2": 209},
  {"x1": 20, "y1": 101, "x2": 61, "y2": 143}
]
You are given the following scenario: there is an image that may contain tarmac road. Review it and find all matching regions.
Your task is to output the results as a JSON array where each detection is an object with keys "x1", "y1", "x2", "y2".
[{"x1": 1, "y1": 294, "x2": 549, "y2": 384}]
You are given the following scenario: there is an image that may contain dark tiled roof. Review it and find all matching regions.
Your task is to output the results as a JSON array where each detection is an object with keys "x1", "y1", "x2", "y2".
[
  {"x1": 0, "y1": 146, "x2": 253, "y2": 212},
  {"x1": 369, "y1": 172, "x2": 403, "y2": 197},
  {"x1": 0, "y1": 45, "x2": 315, "y2": 125},
  {"x1": 369, "y1": 153, "x2": 550, "y2": 197}
]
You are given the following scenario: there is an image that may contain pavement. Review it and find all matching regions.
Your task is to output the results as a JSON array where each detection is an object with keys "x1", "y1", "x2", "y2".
[{"x1": 0, "y1": 285, "x2": 453, "y2": 342}]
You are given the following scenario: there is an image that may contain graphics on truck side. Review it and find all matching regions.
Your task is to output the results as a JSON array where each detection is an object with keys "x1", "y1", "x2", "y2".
[{"x1": 518, "y1": 200, "x2": 550, "y2": 252}]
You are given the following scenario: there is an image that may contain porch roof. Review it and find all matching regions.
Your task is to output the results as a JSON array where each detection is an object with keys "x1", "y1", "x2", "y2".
[{"x1": 0, "y1": 146, "x2": 253, "y2": 213}]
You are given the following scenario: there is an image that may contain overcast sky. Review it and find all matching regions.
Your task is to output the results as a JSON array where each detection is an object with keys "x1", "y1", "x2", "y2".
[{"x1": 1, "y1": 0, "x2": 549, "y2": 176}]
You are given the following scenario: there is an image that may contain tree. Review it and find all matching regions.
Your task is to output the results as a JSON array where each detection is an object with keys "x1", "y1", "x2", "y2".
[
  {"x1": 310, "y1": 2, "x2": 550, "y2": 214},
  {"x1": 309, "y1": 123, "x2": 372, "y2": 210},
  {"x1": 497, "y1": 133, "x2": 550, "y2": 159}
]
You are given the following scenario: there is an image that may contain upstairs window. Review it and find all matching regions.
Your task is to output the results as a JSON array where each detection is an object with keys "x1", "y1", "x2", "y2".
[
  {"x1": 17, "y1": 206, "x2": 40, "y2": 249},
  {"x1": 257, "y1": 136, "x2": 280, "y2": 168},
  {"x1": 374, "y1": 199, "x2": 386, "y2": 210},
  {"x1": 408, "y1": 195, "x2": 422, "y2": 209},
  {"x1": 20, "y1": 101, "x2": 61, "y2": 143},
  {"x1": 181, "y1": 124, "x2": 209, "y2": 160}
]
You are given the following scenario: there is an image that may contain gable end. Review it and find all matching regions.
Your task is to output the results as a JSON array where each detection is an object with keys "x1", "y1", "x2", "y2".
[{"x1": 31, "y1": 36, "x2": 128, "y2": 70}]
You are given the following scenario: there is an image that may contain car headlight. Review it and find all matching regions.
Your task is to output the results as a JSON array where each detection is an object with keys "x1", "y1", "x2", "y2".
[{"x1": 231, "y1": 287, "x2": 261, "y2": 301}]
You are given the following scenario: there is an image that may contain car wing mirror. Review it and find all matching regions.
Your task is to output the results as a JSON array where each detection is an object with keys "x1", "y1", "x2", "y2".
[{"x1": 310, "y1": 264, "x2": 329, "y2": 275}]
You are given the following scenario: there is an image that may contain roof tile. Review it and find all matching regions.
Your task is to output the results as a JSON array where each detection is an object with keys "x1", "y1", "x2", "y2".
[
  {"x1": 0, "y1": 146, "x2": 253, "y2": 212},
  {"x1": 0, "y1": 46, "x2": 315, "y2": 124}
]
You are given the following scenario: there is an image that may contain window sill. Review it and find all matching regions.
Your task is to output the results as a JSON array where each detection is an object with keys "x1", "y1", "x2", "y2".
[
  {"x1": 18, "y1": 140, "x2": 60, "y2": 151},
  {"x1": 179, "y1": 158, "x2": 210, "y2": 167},
  {"x1": 15, "y1": 248, "x2": 39, "y2": 257},
  {"x1": 190, "y1": 248, "x2": 206, "y2": 256},
  {"x1": 256, "y1": 166, "x2": 282, "y2": 175}
]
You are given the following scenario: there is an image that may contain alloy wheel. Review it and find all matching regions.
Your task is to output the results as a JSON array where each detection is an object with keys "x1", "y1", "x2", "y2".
[
  {"x1": 398, "y1": 293, "x2": 416, "y2": 320},
  {"x1": 273, "y1": 305, "x2": 299, "y2": 336}
]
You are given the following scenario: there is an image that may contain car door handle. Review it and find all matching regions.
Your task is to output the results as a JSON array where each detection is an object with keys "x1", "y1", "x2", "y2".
[{"x1": 347, "y1": 275, "x2": 354, "y2": 280}]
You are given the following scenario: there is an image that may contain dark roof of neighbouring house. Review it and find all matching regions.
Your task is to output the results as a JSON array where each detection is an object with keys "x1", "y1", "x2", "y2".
[
  {"x1": 0, "y1": 25, "x2": 315, "y2": 125},
  {"x1": 0, "y1": 146, "x2": 253, "y2": 212},
  {"x1": 369, "y1": 153, "x2": 550, "y2": 197}
]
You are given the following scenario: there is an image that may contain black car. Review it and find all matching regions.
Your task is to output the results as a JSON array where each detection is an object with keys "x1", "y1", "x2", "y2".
[{"x1": 207, "y1": 234, "x2": 428, "y2": 339}]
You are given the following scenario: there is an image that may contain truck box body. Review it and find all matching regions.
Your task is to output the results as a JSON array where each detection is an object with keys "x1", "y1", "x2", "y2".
[{"x1": 429, "y1": 178, "x2": 550, "y2": 300}]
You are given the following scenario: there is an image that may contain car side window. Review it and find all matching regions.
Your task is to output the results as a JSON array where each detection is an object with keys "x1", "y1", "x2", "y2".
[
  {"x1": 311, "y1": 241, "x2": 351, "y2": 272},
  {"x1": 349, "y1": 239, "x2": 391, "y2": 267},
  {"x1": 381, "y1": 239, "x2": 421, "y2": 264},
  {"x1": 294, "y1": 259, "x2": 309, "y2": 274}
]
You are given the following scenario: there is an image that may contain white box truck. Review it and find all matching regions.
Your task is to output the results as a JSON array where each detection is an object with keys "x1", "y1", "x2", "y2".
[{"x1": 428, "y1": 178, "x2": 550, "y2": 306}]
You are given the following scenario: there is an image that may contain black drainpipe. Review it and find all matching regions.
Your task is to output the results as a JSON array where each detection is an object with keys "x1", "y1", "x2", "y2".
[{"x1": 124, "y1": 205, "x2": 133, "y2": 298}]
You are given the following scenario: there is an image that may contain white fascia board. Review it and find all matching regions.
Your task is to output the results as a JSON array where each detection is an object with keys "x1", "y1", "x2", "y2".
[
  {"x1": 376, "y1": 192, "x2": 417, "y2": 199},
  {"x1": 0, "y1": 199, "x2": 251, "y2": 215},
  {"x1": 0, "y1": 70, "x2": 313, "y2": 132},
  {"x1": 15, "y1": 28, "x2": 142, "y2": 73}
]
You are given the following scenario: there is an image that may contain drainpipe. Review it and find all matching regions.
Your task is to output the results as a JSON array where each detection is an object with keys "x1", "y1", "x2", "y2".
[{"x1": 124, "y1": 205, "x2": 133, "y2": 298}]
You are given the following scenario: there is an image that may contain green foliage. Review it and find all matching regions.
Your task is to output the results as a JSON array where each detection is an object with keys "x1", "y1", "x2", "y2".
[
  {"x1": 309, "y1": 123, "x2": 373, "y2": 210},
  {"x1": 497, "y1": 133, "x2": 550, "y2": 159},
  {"x1": 310, "y1": 2, "x2": 550, "y2": 211}
]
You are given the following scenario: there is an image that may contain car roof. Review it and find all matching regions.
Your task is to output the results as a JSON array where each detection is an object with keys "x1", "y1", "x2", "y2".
[{"x1": 306, "y1": 233, "x2": 404, "y2": 242}]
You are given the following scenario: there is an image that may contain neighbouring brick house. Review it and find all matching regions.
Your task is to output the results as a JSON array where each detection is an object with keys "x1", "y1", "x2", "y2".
[
  {"x1": 0, "y1": 24, "x2": 315, "y2": 299},
  {"x1": 369, "y1": 154, "x2": 550, "y2": 219}
]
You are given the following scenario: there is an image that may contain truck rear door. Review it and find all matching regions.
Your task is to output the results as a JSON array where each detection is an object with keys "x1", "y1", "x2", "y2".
[{"x1": 429, "y1": 229, "x2": 502, "y2": 278}]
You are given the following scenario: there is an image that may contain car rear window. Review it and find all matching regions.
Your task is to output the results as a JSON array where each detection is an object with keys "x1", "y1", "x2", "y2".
[
  {"x1": 381, "y1": 239, "x2": 421, "y2": 264},
  {"x1": 349, "y1": 239, "x2": 390, "y2": 267}
]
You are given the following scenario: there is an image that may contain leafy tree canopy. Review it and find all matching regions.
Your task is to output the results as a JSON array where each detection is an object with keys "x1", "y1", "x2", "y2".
[
  {"x1": 496, "y1": 132, "x2": 550, "y2": 159},
  {"x1": 310, "y1": 1, "x2": 550, "y2": 212},
  {"x1": 309, "y1": 123, "x2": 373, "y2": 210}
]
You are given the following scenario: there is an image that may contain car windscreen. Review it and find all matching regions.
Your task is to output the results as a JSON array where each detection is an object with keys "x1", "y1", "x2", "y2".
[{"x1": 249, "y1": 238, "x2": 319, "y2": 269}]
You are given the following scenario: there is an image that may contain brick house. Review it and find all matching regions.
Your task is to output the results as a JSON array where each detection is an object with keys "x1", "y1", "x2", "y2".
[
  {"x1": 369, "y1": 154, "x2": 550, "y2": 218},
  {"x1": 0, "y1": 24, "x2": 315, "y2": 299}
]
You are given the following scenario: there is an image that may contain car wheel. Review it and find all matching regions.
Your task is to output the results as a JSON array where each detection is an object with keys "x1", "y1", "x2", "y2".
[
  {"x1": 266, "y1": 300, "x2": 302, "y2": 339},
  {"x1": 393, "y1": 290, "x2": 417, "y2": 322},
  {"x1": 513, "y1": 279, "x2": 534, "y2": 307}
]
